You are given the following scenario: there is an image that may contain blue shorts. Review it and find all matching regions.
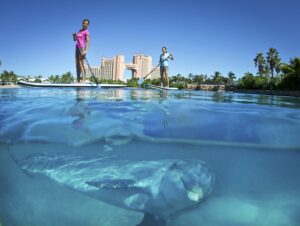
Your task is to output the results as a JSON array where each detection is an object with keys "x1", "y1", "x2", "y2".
[{"x1": 160, "y1": 66, "x2": 168, "y2": 74}]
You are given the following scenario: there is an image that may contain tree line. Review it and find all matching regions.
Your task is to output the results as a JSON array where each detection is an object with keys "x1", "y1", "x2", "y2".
[
  {"x1": 0, "y1": 72, "x2": 75, "y2": 84},
  {"x1": 238, "y1": 48, "x2": 300, "y2": 90},
  {"x1": 125, "y1": 71, "x2": 236, "y2": 89}
]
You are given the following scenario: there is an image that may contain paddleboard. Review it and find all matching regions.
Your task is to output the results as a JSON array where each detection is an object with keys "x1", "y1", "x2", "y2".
[
  {"x1": 18, "y1": 81, "x2": 127, "y2": 88},
  {"x1": 146, "y1": 84, "x2": 178, "y2": 90}
]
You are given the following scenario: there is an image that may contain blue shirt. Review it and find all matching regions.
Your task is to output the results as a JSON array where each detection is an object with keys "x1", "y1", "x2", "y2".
[{"x1": 160, "y1": 53, "x2": 171, "y2": 67}]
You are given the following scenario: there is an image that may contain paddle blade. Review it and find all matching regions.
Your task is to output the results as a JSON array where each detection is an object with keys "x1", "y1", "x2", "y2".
[{"x1": 138, "y1": 78, "x2": 144, "y2": 85}]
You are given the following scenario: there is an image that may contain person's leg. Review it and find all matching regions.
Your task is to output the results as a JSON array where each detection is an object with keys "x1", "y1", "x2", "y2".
[
  {"x1": 76, "y1": 49, "x2": 81, "y2": 83},
  {"x1": 78, "y1": 55, "x2": 86, "y2": 83},
  {"x1": 160, "y1": 67, "x2": 164, "y2": 87},
  {"x1": 164, "y1": 67, "x2": 169, "y2": 87}
]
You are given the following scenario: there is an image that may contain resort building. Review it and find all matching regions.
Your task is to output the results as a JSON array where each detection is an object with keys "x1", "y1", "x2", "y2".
[
  {"x1": 86, "y1": 55, "x2": 125, "y2": 81},
  {"x1": 85, "y1": 54, "x2": 153, "y2": 81},
  {"x1": 132, "y1": 54, "x2": 152, "y2": 79},
  {"x1": 150, "y1": 67, "x2": 161, "y2": 80}
]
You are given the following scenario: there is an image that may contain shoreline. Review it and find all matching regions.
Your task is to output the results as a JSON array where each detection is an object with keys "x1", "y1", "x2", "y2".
[
  {"x1": 0, "y1": 85, "x2": 21, "y2": 89},
  {"x1": 232, "y1": 89, "x2": 300, "y2": 97}
]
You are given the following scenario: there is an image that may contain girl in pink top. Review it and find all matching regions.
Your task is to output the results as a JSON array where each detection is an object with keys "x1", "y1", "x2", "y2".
[{"x1": 73, "y1": 19, "x2": 90, "y2": 83}]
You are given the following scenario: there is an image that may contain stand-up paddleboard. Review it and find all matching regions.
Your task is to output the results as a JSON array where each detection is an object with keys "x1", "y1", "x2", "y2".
[
  {"x1": 100, "y1": 84, "x2": 127, "y2": 88},
  {"x1": 18, "y1": 81, "x2": 127, "y2": 88},
  {"x1": 18, "y1": 81, "x2": 98, "y2": 88},
  {"x1": 146, "y1": 84, "x2": 178, "y2": 90}
]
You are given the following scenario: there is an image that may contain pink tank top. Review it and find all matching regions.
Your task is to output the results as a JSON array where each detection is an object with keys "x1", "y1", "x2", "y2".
[{"x1": 76, "y1": 29, "x2": 89, "y2": 49}]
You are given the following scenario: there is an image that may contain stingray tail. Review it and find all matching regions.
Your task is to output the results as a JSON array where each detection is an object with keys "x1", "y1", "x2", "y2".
[{"x1": 8, "y1": 146, "x2": 19, "y2": 165}]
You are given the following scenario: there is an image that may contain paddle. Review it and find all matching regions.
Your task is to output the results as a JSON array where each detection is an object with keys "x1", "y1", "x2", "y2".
[
  {"x1": 137, "y1": 54, "x2": 172, "y2": 85},
  {"x1": 75, "y1": 33, "x2": 100, "y2": 86}
]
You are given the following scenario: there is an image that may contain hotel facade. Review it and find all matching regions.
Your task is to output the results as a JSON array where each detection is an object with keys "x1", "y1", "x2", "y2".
[{"x1": 85, "y1": 54, "x2": 154, "y2": 81}]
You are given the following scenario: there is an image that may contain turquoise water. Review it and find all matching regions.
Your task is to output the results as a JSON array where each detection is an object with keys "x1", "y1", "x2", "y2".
[{"x1": 0, "y1": 87, "x2": 300, "y2": 226}]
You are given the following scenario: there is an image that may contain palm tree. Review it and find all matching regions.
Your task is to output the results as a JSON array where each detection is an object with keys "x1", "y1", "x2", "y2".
[
  {"x1": 211, "y1": 71, "x2": 223, "y2": 84},
  {"x1": 254, "y1": 53, "x2": 267, "y2": 77},
  {"x1": 1, "y1": 71, "x2": 8, "y2": 85},
  {"x1": 34, "y1": 75, "x2": 42, "y2": 83},
  {"x1": 291, "y1": 58, "x2": 300, "y2": 78},
  {"x1": 48, "y1": 75, "x2": 60, "y2": 83},
  {"x1": 60, "y1": 72, "x2": 74, "y2": 83},
  {"x1": 227, "y1": 71, "x2": 236, "y2": 84},
  {"x1": 203, "y1": 74, "x2": 208, "y2": 83},
  {"x1": 280, "y1": 58, "x2": 300, "y2": 90},
  {"x1": 0, "y1": 70, "x2": 17, "y2": 84},
  {"x1": 188, "y1": 73, "x2": 194, "y2": 83},
  {"x1": 172, "y1": 74, "x2": 183, "y2": 84},
  {"x1": 193, "y1": 74, "x2": 205, "y2": 84},
  {"x1": 239, "y1": 72, "x2": 255, "y2": 89},
  {"x1": 266, "y1": 48, "x2": 281, "y2": 78}
]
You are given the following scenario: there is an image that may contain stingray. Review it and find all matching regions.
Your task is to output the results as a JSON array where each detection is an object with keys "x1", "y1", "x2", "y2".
[{"x1": 12, "y1": 152, "x2": 214, "y2": 226}]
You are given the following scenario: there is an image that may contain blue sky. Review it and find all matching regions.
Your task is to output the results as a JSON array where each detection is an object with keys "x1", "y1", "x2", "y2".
[{"x1": 1, "y1": 0, "x2": 299, "y2": 79}]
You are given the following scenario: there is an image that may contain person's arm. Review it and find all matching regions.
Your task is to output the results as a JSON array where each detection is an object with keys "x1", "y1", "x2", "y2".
[
  {"x1": 84, "y1": 34, "x2": 90, "y2": 55},
  {"x1": 73, "y1": 32, "x2": 77, "y2": 41}
]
